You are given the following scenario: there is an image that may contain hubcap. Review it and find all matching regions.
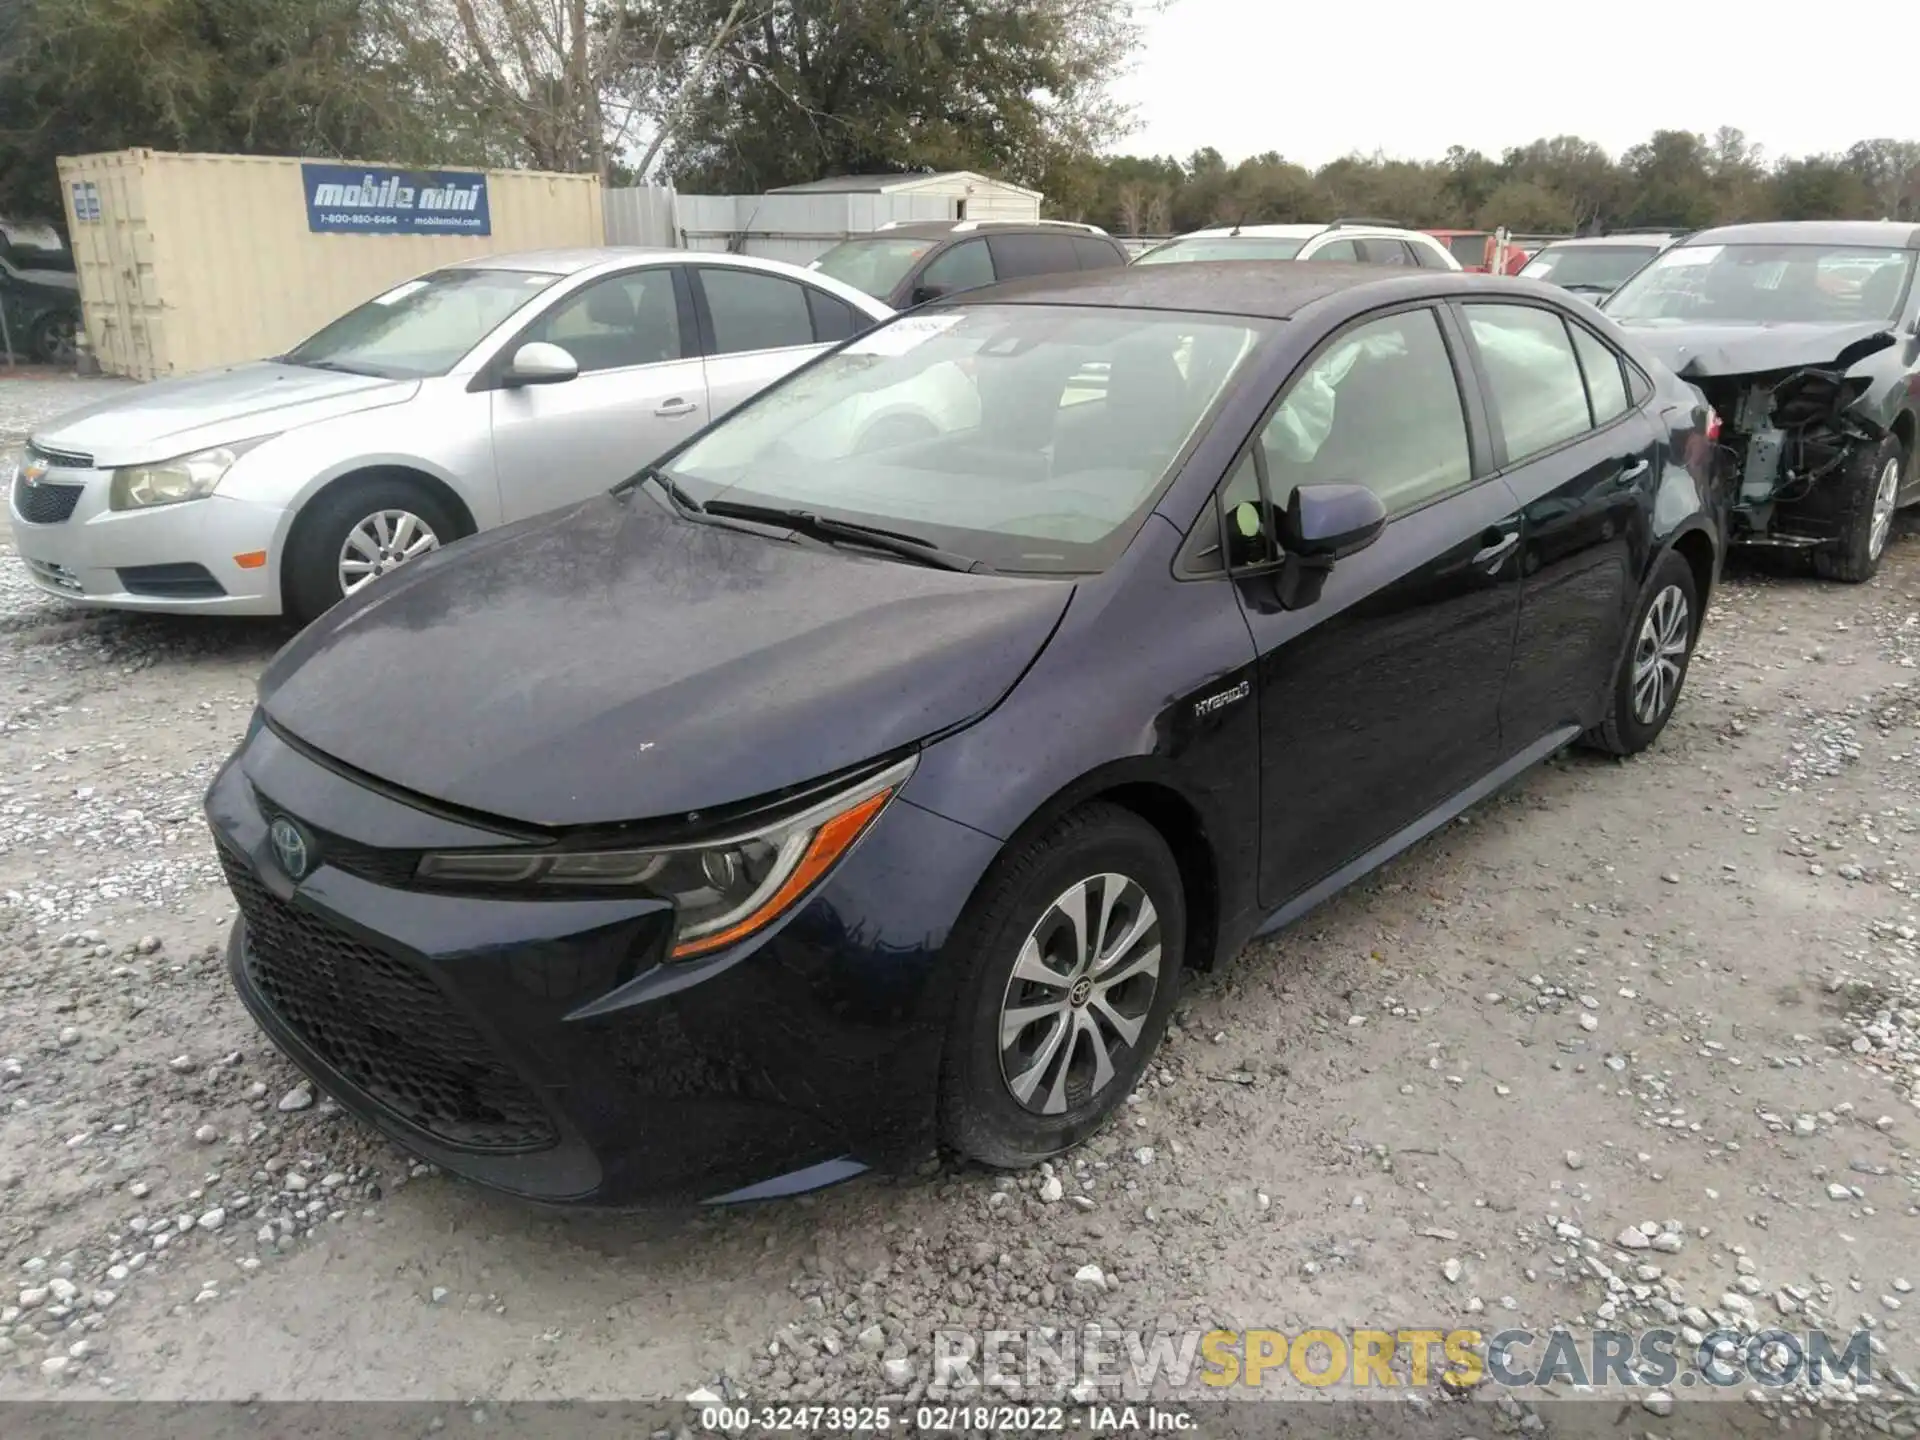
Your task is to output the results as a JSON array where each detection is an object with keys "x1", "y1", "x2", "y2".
[
  {"x1": 1630, "y1": 584, "x2": 1690, "y2": 726},
  {"x1": 997, "y1": 873, "x2": 1162, "y2": 1116},
  {"x1": 1869, "y1": 457, "x2": 1900, "y2": 561},
  {"x1": 338, "y1": 509, "x2": 440, "y2": 596}
]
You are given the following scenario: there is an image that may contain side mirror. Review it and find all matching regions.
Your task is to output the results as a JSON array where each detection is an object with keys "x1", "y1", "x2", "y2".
[
  {"x1": 1281, "y1": 482, "x2": 1387, "y2": 560},
  {"x1": 910, "y1": 282, "x2": 951, "y2": 307},
  {"x1": 505, "y1": 341, "x2": 579, "y2": 386},
  {"x1": 1264, "y1": 483, "x2": 1387, "y2": 611}
]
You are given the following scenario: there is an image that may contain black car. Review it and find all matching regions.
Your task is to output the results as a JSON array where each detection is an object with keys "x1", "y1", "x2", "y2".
[
  {"x1": 0, "y1": 217, "x2": 80, "y2": 365},
  {"x1": 207, "y1": 264, "x2": 1721, "y2": 1207},
  {"x1": 1601, "y1": 220, "x2": 1920, "y2": 582},
  {"x1": 808, "y1": 219, "x2": 1128, "y2": 309}
]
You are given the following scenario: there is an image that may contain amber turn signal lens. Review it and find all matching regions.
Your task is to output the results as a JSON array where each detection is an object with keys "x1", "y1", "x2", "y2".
[{"x1": 669, "y1": 787, "x2": 894, "y2": 960}]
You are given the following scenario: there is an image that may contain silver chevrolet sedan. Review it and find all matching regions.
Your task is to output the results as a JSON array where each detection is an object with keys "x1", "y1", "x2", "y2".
[{"x1": 4, "y1": 249, "x2": 895, "y2": 620}]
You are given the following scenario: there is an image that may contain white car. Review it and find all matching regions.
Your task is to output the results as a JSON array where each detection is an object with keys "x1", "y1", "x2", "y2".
[
  {"x1": 1133, "y1": 220, "x2": 1463, "y2": 271},
  {"x1": 4, "y1": 249, "x2": 896, "y2": 620}
]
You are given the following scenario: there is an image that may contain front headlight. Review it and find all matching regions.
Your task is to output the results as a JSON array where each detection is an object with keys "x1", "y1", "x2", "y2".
[
  {"x1": 111, "y1": 438, "x2": 269, "y2": 510},
  {"x1": 415, "y1": 755, "x2": 916, "y2": 960}
]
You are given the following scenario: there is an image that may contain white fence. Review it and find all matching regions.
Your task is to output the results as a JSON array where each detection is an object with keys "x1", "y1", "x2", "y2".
[{"x1": 603, "y1": 185, "x2": 959, "y2": 264}]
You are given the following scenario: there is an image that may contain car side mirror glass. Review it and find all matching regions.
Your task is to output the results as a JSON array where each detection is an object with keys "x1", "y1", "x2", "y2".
[
  {"x1": 506, "y1": 341, "x2": 579, "y2": 386},
  {"x1": 911, "y1": 282, "x2": 950, "y2": 307}
]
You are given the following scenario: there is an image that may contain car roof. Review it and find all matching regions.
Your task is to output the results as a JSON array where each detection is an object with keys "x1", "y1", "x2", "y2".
[
  {"x1": 1681, "y1": 220, "x2": 1920, "y2": 250},
  {"x1": 942, "y1": 260, "x2": 1561, "y2": 320},
  {"x1": 1178, "y1": 224, "x2": 1327, "y2": 240},
  {"x1": 846, "y1": 221, "x2": 1113, "y2": 241},
  {"x1": 1537, "y1": 234, "x2": 1676, "y2": 249}
]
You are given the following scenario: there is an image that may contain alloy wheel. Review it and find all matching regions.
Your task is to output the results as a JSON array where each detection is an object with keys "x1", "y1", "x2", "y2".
[
  {"x1": 338, "y1": 510, "x2": 441, "y2": 596},
  {"x1": 998, "y1": 873, "x2": 1162, "y2": 1116},
  {"x1": 1869, "y1": 457, "x2": 1901, "y2": 562},
  {"x1": 1630, "y1": 584, "x2": 1690, "y2": 726}
]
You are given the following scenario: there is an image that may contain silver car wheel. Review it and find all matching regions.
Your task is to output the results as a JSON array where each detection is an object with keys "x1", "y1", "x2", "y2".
[
  {"x1": 998, "y1": 873, "x2": 1161, "y2": 1116},
  {"x1": 338, "y1": 509, "x2": 441, "y2": 596},
  {"x1": 1630, "y1": 583, "x2": 1690, "y2": 726},
  {"x1": 1869, "y1": 456, "x2": 1901, "y2": 562}
]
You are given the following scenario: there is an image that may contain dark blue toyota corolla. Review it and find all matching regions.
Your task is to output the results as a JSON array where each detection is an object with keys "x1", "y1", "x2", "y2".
[{"x1": 207, "y1": 263, "x2": 1724, "y2": 1206}]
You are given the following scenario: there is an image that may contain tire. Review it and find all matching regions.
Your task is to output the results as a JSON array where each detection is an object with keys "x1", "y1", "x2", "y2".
[
  {"x1": 283, "y1": 476, "x2": 458, "y2": 624},
  {"x1": 938, "y1": 803, "x2": 1185, "y2": 1168},
  {"x1": 1582, "y1": 548, "x2": 1699, "y2": 757},
  {"x1": 1812, "y1": 434, "x2": 1904, "y2": 584},
  {"x1": 30, "y1": 310, "x2": 77, "y2": 368}
]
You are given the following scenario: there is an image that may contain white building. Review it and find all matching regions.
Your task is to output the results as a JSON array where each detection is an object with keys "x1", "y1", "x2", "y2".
[{"x1": 767, "y1": 171, "x2": 1043, "y2": 224}]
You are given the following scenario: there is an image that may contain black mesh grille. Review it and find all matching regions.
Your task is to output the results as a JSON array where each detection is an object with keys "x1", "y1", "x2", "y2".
[
  {"x1": 218, "y1": 841, "x2": 557, "y2": 1153},
  {"x1": 13, "y1": 478, "x2": 83, "y2": 524}
]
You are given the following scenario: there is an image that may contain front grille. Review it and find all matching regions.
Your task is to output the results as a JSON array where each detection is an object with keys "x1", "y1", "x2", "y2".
[
  {"x1": 218, "y1": 841, "x2": 557, "y2": 1153},
  {"x1": 117, "y1": 562, "x2": 226, "y2": 599},
  {"x1": 29, "y1": 445, "x2": 93, "y2": 469},
  {"x1": 13, "y1": 477, "x2": 83, "y2": 524},
  {"x1": 253, "y1": 794, "x2": 421, "y2": 887}
]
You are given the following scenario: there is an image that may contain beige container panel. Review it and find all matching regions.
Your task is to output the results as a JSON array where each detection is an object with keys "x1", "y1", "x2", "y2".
[{"x1": 57, "y1": 150, "x2": 603, "y2": 378}]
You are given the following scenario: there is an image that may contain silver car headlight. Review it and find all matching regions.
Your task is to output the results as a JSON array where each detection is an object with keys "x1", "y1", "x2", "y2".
[
  {"x1": 415, "y1": 756, "x2": 915, "y2": 960},
  {"x1": 110, "y1": 439, "x2": 270, "y2": 511}
]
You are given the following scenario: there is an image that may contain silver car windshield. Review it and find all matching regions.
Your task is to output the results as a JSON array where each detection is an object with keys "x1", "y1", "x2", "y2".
[
  {"x1": 662, "y1": 304, "x2": 1268, "y2": 574},
  {"x1": 1604, "y1": 244, "x2": 1917, "y2": 326},
  {"x1": 1135, "y1": 237, "x2": 1307, "y2": 265},
  {"x1": 281, "y1": 268, "x2": 562, "y2": 378}
]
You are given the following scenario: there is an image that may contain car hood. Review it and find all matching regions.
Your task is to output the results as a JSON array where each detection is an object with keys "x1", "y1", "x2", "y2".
[
  {"x1": 258, "y1": 493, "x2": 1075, "y2": 828},
  {"x1": 31, "y1": 361, "x2": 417, "y2": 467},
  {"x1": 1607, "y1": 318, "x2": 1899, "y2": 379}
]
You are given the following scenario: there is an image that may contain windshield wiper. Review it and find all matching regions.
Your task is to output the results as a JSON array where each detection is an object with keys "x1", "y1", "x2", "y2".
[
  {"x1": 702, "y1": 500, "x2": 987, "y2": 572},
  {"x1": 615, "y1": 463, "x2": 706, "y2": 514},
  {"x1": 283, "y1": 357, "x2": 381, "y2": 377}
]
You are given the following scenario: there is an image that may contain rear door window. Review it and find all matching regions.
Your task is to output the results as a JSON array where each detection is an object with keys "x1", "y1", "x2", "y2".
[
  {"x1": 1462, "y1": 303, "x2": 1594, "y2": 459},
  {"x1": 919, "y1": 238, "x2": 995, "y2": 294},
  {"x1": 1309, "y1": 238, "x2": 1363, "y2": 262},
  {"x1": 697, "y1": 267, "x2": 816, "y2": 355},
  {"x1": 987, "y1": 233, "x2": 1081, "y2": 281},
  {"x1": 1566, "y1": 321, "x2": 1631, "y2": 425},
  {"x1": 1360, "y1": 238, "x2": 1416, "y2": 267},
  {"x1": 1073, "y1": 236, "x2": 1127, "y2": 271}
]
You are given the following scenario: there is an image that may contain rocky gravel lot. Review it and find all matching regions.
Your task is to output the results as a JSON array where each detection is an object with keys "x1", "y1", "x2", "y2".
[{"x1": 4, "y1": 375, "x2": 1920, "y2": 1430}]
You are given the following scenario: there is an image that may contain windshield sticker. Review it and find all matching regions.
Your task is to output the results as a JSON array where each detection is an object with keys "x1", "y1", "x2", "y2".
[
  {"x1": 1663, "y1": 246, "x2": 1722, "y2": 267},
  {"x1": 846, "y1": 313, "x2": 964, "y2": 357},
  {"x1": 370, "y1": 279, "x2": 430, "y2": 306}
]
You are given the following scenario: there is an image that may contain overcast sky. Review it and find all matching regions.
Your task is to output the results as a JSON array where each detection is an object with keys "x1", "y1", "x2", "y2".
[{"x1": 1109, "y1": 0, "x2": 1919, "y2": 168}]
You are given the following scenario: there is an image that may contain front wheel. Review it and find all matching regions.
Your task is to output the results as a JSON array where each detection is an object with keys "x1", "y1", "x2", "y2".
[
  {"x1": 938, "y1": 803, "x2": 1185, "y2": 1168},
  {"x1": 31, "y1": 310, "x2": 78, "y2": 367},
  {"x1": 1812, "y1": 435, "x2": 1905, "y2": 584},
  {"x1": 1582, "y1": 548, "x2": 1699, "y2": 757},
  {"x1": 283, "y1": 477, "x2": 457, "y2": 624}
]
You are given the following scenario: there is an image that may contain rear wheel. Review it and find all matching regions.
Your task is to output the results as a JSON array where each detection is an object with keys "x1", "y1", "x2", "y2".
[
  {"x1": 30, "y1": 310, "x2": 77, "y2": 367},
  {"x1": 1813, "y1": 435, "x2": 1905, "y2": 584},
  {"x1": 1583, "y1": 549, "x2": 1699, "y2": 757},
  {"x1": 938, "y1": 804, "x2": 1184, "y2": 1168},
  {"x1": 284, "y1": 477, "x2": 457, "y2": 624}
]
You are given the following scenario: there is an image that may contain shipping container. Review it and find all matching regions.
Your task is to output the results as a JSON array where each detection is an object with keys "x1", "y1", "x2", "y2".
[{"x1": 56, "y1": 149, "x2": 604, "y2": 381}]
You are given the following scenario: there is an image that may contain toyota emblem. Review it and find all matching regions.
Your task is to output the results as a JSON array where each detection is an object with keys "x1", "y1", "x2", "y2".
[{"x1": 269, "y1": 817, "x2": 312, "y2": 881}]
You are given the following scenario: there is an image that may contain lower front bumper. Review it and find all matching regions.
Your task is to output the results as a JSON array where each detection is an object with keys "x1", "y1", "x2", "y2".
[
  {"x1": 9, "y1": 488, "x2": 286, "y2": 615},
  {"x1": 208, "y1": 733, "x2": 1004, "y2": 1206}
]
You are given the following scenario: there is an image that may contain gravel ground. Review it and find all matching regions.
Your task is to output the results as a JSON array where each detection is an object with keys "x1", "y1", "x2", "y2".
[{"x1": 3, "y1": 377, "x2": 1920, "y2": 1429}]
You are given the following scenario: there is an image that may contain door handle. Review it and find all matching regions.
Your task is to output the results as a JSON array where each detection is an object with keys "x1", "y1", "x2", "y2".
[
  {"x1": 1618, "y1": 458, "x2": 1650, "y2": 482},
  {"x1": 654, "y1": 398, "x2": 699, "y2": 418},
  {"x1": 1473, "y1": 530, "x2": 1520, "y2": 569}
]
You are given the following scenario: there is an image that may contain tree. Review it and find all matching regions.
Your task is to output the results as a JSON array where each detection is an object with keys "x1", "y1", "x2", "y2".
[
  {"x1": 1475, "y1": 179, "x2": 1571, "y2": 233},
  {"x1": 640, "y1": 0, "x2": 1144, "y2": 194},
  {"x1": 1772, "y1": 155, "x2": 1875, "y2": 221},
  {"x1": 1843, "y1": 138, "x2": 1920, "y2": 220},
  {"x1": 1618, "y1": 129, "x2": 1718, "y2": 229},
  {"x1": 0, "y1": 0, "x2": 487, "y2": 218}
]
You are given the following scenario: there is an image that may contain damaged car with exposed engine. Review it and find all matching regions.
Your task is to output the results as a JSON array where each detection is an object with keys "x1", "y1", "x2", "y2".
[{"x1": 1601, "y1": 221, "x2": 1920, "y2": 582}]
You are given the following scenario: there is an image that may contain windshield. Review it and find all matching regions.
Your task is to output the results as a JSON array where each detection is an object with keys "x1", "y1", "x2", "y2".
[
  {"x1": 1603, "y1": 243, "x2": 1917, "y2": 326},
  {"x1": 1520, "y1": 244, "x2": 1660, "y2": 292},
  {"x1": 661, "y1": 304, "x2": 1268, "y2": 574},
  {"x1": 809, "y1": 237, "x2": 938, "y2": 298},
  {"x1": 1134, "y1": 236, "x2": 1307, "y2": 265},
  {"x1": 282, "y1": 268, "x2": 562, "y2": 378}
]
